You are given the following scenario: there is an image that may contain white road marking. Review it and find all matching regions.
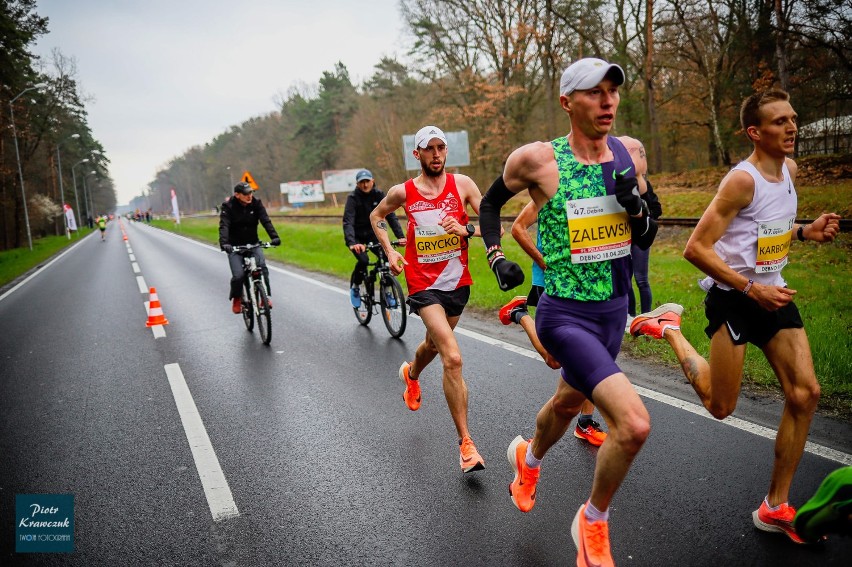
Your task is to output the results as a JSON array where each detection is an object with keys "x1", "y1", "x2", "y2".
[
  {"x1": 164, "y1": 363, "x2": 239, "y2": 522},
  {"x1": 136, "y1": 276, "x2": 148, "y2": 293},
  {"x1": 132, "y1": 262, "x2": 141, "y2": 274}
]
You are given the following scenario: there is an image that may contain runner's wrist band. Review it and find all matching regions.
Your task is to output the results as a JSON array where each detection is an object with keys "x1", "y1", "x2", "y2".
[
  {"x1": 742, "y1": 279, "x2": 754, "y2": 295},
  {"x1": 797, "y1": 225, "x2": 806, "y2": 242},
  {"x1": 486, "y1": 245, "x2": 504, "y2": 266}
]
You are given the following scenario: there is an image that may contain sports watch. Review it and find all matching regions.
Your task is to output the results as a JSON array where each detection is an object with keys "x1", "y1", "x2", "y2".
[{"x1": 465, "y1": 223, "x2": 475, "y2": 239}]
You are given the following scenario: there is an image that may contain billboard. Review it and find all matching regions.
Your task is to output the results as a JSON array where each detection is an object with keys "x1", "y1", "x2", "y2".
[
  {"x1": 322, "y1": 169, "x2": 363, "y2": 194},
  {"x1": 402, "y1": 130, "x2": 471, "y2": 171},
  {"x1": 281, "y1": 180, "x2": 324, "y2": 204}
]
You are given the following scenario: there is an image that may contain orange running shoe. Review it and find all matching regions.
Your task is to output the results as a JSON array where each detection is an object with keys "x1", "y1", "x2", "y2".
[
  {"x1": 574, "y1": 420, "x2": 607, "y2": 447},
  {"x1": 398, "y1": 361, "x2": 421, "y2": 411},
  {"x1": 507, "y1": 435, "x2": 539, "y2": 512},
  {"x1": 459, "y1": 436, "x2": 485, "y2": 473},
  {"x1": 629, "y1": 303, "x2": 683, "y2": 339},
  {"x1": 498, "y1": 296, "x2": 528, "y2": 325},
  {"x1": 753, "y1": 500, "x2": 806, "y2": 544},
  {"x1": 231, "y1": 297, "x2": 242, "y2": 314},
  {"x1": 572, "y1": 503, "x2": 615, "y2": 567}
]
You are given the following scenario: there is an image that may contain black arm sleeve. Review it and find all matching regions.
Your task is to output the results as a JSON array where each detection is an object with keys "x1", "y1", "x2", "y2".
[{"x1": 479, "y1": 175, "x2": 515, "y2": 249}]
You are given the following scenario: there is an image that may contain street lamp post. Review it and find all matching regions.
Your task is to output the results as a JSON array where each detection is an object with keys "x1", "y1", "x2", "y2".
[
  {"x1": 71, "y1": 158, "x2": 89, "y2": 233},
  {"x1": 83, "y1": 170, "x2": 97, "y2": 225},
  {"x1": 227, "y1": 166, "x2": 234, "y2": 192},
  {"x1": 9, "y1": 82, "x2": 47, "y2": 250},
  {"x1": 56, "y1": 133, "x2": 81, "y2": 239}
]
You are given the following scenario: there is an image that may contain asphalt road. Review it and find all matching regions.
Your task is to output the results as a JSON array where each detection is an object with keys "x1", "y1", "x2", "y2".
[{"x1": 1, "y1": 220, "x2": 849, "y2": 566}]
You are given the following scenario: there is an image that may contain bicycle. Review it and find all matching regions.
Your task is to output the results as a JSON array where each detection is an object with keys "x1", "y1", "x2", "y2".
[
  {"x1": 231, "y1": 242, "x2": 276, "y2": 345},
  {"x1": 352, "y1": 241, "x2": 407, "y2": 338}
]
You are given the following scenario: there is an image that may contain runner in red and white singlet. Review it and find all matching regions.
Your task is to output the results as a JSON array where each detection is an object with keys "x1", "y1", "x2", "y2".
[
  {"x1": 402, "y1": 173, "x2": 473, "y2": 295},
  {"x1": 370, "y1": 125, "x2": 487, "y2": 474}
]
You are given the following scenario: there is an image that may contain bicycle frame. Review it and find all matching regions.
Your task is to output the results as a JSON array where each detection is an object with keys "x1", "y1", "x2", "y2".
[
  {"x1": 352, "y1": 241, "x2": 406, "y2": 337},
  {"x1": 231, "y1": 242, "x2": 274, "y2": 344}
]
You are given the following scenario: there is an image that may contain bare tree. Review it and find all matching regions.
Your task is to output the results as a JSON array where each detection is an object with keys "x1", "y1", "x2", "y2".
[{"x1": 657, "y1": 0, "x2": 750, "y2": 165}]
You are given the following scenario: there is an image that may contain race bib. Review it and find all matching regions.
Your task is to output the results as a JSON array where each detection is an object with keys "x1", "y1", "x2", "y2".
[
  {"x1": 414, "y1": 225, "x2": 463, "y2": 264},
  {"x1": 755, "y1": 216, "x2": 794, "y2": 273},
  {"x1": 566, "y1": 195, "x2": 631, "y2": 264}
]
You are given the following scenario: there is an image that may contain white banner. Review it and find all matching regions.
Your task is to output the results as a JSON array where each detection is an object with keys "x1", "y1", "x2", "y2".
[
  {"x1": 402, "y1": 130, "x2": 471, "y2": 171},
  {"x1": 170, "y1": 188, "x2": 181, "y2": 224},
  {"x1": 64, "y1": 204, "x2": 77, "y2": 231},
  {"x1": 282, "y1": 180, "x2": 324, "y2": 204}
]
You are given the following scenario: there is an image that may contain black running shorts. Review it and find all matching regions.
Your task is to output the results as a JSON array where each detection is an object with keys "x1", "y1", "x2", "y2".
[
  {"x1": 527, "y1": 285, "x2": 544, "y2": 308},
  {"x1": 704, "y1": 285, "x2": 803, "y2": 347},
  {"x1": 407, "y1": 286, "x2": 470, "y2": 318}
]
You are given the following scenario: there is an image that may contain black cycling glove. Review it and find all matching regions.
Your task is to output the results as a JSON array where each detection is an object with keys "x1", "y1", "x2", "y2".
[
  {"x1": 614, "y1": 173, "x2": 642, "y2": 216},
  {"x1": 221, "y1": 244, "x2": 233, "y2": 253},
  {"x1": 270, "y1": 237, "x2": 281, "y2": 246},
  {"x1": 487, "y1": 246, "x2": 525, "y2": 291}
]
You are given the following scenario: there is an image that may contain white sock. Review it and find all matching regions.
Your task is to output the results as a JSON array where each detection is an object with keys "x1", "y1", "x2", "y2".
[
  {"x1": 764, "y1": 496, "x2": 783, "y2": 511},
  {"x1": 584, "y1": 500, "x2": 609, "y2": 523},
  {"x1": 524, "y1": 442, "x2": 541, "y2": 469}
]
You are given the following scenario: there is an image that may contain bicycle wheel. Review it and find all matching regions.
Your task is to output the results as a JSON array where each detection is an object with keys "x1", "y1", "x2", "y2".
[
  {"x1": 352, "y1": 279, "x2": 372, "y2": 326},
  {"x1": 241, "y1": 281, "x2": 254, "y2": 332},
  {"x1": 254, "y1": 279, "x2": 272, "y2": 345},
  {"x1": 379, "y1": 276, "x2": 406, "y2": 338}
]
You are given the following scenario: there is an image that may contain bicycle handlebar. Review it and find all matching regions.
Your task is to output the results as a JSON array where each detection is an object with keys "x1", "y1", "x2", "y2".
[
  {"x1": 229, "y1": 242, "x2": 276, "y2": 253},
  {"x1": 365, "y1": 241, "x2": 402, "y2": 251}
]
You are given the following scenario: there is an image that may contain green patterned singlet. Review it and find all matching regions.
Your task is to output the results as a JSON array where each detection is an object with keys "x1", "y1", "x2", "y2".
[{"x1": 538, "y1": 136, "x2": 628, "y2": 301}]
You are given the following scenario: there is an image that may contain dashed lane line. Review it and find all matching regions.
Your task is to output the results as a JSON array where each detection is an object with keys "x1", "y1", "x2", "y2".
[{"x1": 164, "y1": 363, "x2": 239, "y2": 522}]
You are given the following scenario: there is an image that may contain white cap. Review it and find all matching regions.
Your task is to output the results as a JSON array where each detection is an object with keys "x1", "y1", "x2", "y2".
[
  {"x1": 414, "y1": 125, "x2": 448, "y2": 149},
  {"x1": 559, "y1": 58, "x2": 625, "y2": 96}
]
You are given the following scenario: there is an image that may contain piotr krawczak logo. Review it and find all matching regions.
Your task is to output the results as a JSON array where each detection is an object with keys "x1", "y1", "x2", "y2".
[{"x1": 16, "y1": 494, "x2": 74, "y2": 553}]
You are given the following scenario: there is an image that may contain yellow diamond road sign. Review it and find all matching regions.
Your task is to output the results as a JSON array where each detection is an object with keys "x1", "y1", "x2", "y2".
[{"x1": 241, "y1": 170, "x2": 259, "y2": 190}]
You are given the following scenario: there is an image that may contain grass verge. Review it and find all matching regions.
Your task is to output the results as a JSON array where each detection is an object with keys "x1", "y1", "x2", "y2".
[{"x1": 0, "y1": 231, "x2": 92, "y2": 288}]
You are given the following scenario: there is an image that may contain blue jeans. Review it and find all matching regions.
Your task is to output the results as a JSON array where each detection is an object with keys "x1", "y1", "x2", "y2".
[{"x1": 628, "y1": 243, "x2": 652, "y2": 316}]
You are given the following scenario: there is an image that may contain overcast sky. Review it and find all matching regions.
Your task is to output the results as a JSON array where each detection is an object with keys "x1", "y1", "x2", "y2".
[{"x1": 32, "y1": 0, "x2": 407, "y2": 206}]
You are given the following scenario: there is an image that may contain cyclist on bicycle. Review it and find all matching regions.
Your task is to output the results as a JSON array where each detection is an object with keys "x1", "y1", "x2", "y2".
[
  {"x1": 343, "y1": 169, "x2": 406, "y2": 307},
  {"x1": 219, "y1": 182, "x2": 281, "y2": 314}
]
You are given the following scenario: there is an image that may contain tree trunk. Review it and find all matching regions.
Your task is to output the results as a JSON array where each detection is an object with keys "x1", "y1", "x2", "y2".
[
  {"x1": 774, "y1": 0, "x2": 789, "y2": 91},
  {"x1": 645, "y1": 0, "x2": 662, "y2": 173}
]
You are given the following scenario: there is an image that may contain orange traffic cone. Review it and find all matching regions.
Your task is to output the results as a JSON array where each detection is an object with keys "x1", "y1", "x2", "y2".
[{"x1": 145, "y1": 287, "x2": 169, "y2": 327}]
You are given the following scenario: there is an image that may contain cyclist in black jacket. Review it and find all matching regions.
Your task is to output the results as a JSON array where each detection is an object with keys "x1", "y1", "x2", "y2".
[
  {"x1": 219, "y1": 182, "x2": 281, "y2": 314},
  {"x1": 342, "y1": 169, "x2": 406, "y2": 307}
]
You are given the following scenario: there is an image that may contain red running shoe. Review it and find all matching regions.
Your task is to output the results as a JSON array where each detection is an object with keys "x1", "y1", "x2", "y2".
[
  {"x1": 459, "y1": 435, "x2": 485, "y2": 473},
  {"x1": 507, "y1": 435, "x2": 539, "y2": 512},
  {"x1": 629, "y1": 303, "x2": 683, "y2": 339},
  {"x1": 398, "y1": 361, "x2": 421, "y2": 411},
  {"x1": 574, "y1": 420, "x2": 607, "y2": 447},
  {"x1": 572, "y1": 503, "x2": 614, "y2": 567},
  {"x1": 499, "y1": 296, "x2": 528, "y2": 325},
  {"x1": 753, "y1": 500, "x2": 806, "y2": 544}
]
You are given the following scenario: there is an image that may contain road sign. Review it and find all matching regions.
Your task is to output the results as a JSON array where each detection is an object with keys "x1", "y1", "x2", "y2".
[{"x1": 241, "y1": 170, "x2": 259, "y2": 190}]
